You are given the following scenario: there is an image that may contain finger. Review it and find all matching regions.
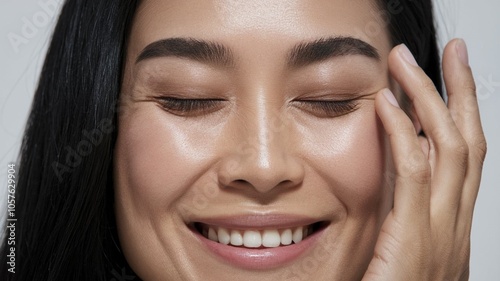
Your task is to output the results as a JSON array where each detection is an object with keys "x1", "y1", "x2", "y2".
[
  {"x1": 375, "y1": 88, "x2": 431, "y2": 223},
  {"x1": 388, "y1": 44, "x2": 468, "y2": 214},
  {"x1": 442, "y1": 39, "x2": 487, "y2": 215},
  {"x1": 443, "y1": 39, "x2": 486, "y2": 155}
]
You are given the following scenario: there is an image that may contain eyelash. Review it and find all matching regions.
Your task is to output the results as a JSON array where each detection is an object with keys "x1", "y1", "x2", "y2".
[
  {"x1": 293, "y1": 99, "x2": 359, "y2": 118},
  {"x1": 156, "y1": 97, "x2": 225, "y2": 116},
  {"x1": 155, "y1": 97, "x2": 359, "y2": 118}
]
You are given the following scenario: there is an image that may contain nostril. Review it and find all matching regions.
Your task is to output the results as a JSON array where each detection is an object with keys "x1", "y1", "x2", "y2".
[
  {"x1": 231, "y1": 179, "x2": 252, "y2": 188},
  {"x1": 278, "y1": 179, "x2": 292, "y2": 186},
  {"x1": 217, "y1": 153, "x2": 305, "y2": 194},
  {"x1": 275, "y1": 179, "x2": 302, "y2": 191}
]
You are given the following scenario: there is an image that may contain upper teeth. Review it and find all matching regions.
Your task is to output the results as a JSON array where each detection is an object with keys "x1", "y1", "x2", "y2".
[{"x1": 200, "y1": 224, "x2": 313, "y2": 248}]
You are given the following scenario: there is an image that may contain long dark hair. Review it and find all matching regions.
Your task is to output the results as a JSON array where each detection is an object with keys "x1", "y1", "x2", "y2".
[{"x1": 0, "y1": 0, "x2": 441, "y2": 280}]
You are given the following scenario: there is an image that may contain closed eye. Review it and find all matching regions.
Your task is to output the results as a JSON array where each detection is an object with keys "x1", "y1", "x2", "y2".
[
  {"x1": 292, "y1": 99, "x2": 359, "y2": 118},
  {"x1": 155, "y1": 97, "x2": 226, "y2": 116}
]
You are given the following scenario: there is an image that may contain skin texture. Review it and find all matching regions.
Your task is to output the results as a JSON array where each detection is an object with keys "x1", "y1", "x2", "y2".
[{"x1": 114, "y1": 0, "x2": 486, "y2": 280}]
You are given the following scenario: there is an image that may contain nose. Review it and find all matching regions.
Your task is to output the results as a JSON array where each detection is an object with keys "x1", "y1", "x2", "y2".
[{"x1": 217, "y1": 96, "x2": 304, "y2": 194}]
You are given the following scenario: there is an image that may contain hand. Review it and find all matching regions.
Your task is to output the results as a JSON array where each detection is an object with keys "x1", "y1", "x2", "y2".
[{"x1": 362, "y1": 39, "x2": 487, "y2": 280}]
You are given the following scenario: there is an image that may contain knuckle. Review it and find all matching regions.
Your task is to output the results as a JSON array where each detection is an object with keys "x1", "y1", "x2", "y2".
[
  {"x1": 460, "y1": 78, "x2": 477, "y2": 97},
  {"x1": 471, "y1": 136, "x2": 487, "y2": 162},
  {"x1": 410, "y1": 163, "x2": 432, "y2": 185},
  {"x1": 420, "y1": 78, "x2": 438, "y2": 94},
  {"x1": 454, "y1": 139, "x2": 470, "y2": 157},
  {"x1": 399, "y1": 152, "x2": 431, "y2": 184},
  {"x1": 430, "y1": 126, "x2": 450, "y2": 144},
  {"x1": 441, "y1": 137, "x2": 469, "y2": 158},
  {"x1": 442, "y1": 138, "x2": 470, "y2": 169}
]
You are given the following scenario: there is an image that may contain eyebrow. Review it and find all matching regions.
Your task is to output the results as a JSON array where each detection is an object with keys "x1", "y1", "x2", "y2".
[
  {"x1": 287, "y1": 37, "x2": 380, "y2": 67},
  {"x1": 135, "y1": 36, "x2": 380, "y2": 68},
  {"x1": 136, "y1": 38, "x2": 234, "y2": 67}
]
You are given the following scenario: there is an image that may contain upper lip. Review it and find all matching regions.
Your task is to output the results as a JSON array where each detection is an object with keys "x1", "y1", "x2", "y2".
[{"x1": 189, "y1": 214, "x2": 326, "y2": 230}]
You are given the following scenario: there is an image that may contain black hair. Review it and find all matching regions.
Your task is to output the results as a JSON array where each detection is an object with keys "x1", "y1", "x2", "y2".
[
  {"x1": 376, "y1": 0, "x2": 443, "y2": 104},
  {"x1": 0, "y1": 0, "x2": 441, "y2": 280},
  {"x1": 0, "y1": 1, "x2": 138, "y2": 280}
]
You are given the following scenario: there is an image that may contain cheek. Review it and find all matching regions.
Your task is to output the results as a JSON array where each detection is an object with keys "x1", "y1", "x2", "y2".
[
  {"x1": 113, "y1": 107, "x2": 224, "y2": 215},
  {"x1": 297, "y1": 107, "x2": 388, "y2": 213}
]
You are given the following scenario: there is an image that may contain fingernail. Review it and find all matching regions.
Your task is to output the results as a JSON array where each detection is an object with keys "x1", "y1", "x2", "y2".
[
  {"x1": 382, "y1": 89, "x2": 400, "y2": 108},
  {"x1": 456, "y1": 38, "x2": 469, "y2": 66},
  {"x1": 399, "y1": 44, "x2": 418, "y2": 67}
]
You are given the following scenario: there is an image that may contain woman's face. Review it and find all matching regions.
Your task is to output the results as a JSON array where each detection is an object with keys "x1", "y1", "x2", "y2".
[{"x1": 115, "y1": 0, "x2": 396, "y2": 280}]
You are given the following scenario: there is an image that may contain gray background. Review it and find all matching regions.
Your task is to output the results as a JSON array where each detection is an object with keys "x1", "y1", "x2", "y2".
[{"x1": 0, "y1": 0, "x2": 498, "y2": 279}]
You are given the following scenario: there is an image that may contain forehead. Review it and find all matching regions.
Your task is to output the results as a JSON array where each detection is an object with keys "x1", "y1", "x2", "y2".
[{"x1": 128, "y1": 0, "x2": 391, "y2": 61}]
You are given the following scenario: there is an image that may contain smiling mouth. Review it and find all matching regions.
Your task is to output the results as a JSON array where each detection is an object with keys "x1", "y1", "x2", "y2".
[{"x1": 193, "y1": 222, "x2": 327, "y2": 248}]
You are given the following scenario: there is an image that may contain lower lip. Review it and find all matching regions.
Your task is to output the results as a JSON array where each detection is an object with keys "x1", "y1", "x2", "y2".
[{"x1": 192, "y1": 226, "x2": 326, "y2": 270}]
